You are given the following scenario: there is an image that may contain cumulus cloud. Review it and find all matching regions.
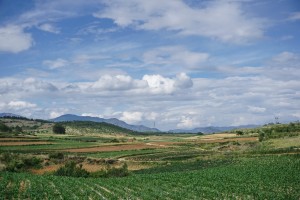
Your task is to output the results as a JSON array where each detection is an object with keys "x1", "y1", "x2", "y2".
[
  {"x1": 95, "y1": 0, "x2": 266, "y2": 43},
  {"x1": 87, "y1": 73, "x2": 193, "y2": 94},
  {"x1": 0, "y1": 77, "x2": 58, "y2": 96},
  {"x1": 7, "y1": 101, "x2": 36, "y2": 110},
  {"x1": 0, "y1": 25, "x2": 33, "y2": 53},
  {"x1": 49, "y1": 111, "x2": 65, "y2": 119},
  {"x1": 38, "y1": 23, "x2": 60, "y2": 34},
  {"x1": 142, "y1": 73, "x2": 193, "y2": 94},
  {"x1": 142, "y1": 74, "x2": 176, "y2": 94},
  {"x1": 175, "y1": 73, "x2": 193, "y2": 89},
  {"x1": 177, "y1": 116, "x2": 199, "y2": 129},
  {"x1": 43, "y1": 58, "x2": 69, "y2": 69},
  {"x1": 120, "y1": 111, "x2": 143, "y2": 123},
  {"x1": 91, "y1": 74, "x2": 146, "y2": 91},
  {"x1": 119, "y1": 111, "x2": 159, "y2": 124}
]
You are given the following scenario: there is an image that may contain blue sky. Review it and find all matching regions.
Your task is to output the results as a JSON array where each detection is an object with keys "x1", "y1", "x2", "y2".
[{"x1": 0, "y1": 0, "x2": 299, "y2": 130}]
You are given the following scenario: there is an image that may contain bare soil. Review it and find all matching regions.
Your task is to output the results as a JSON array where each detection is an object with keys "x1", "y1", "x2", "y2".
[{"x1": 0, "y1": 141, "x2": 52, "y2": 146}]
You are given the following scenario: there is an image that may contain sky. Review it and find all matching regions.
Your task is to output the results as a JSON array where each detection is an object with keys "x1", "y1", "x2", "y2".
[{"x1": 0, "y1": 0, "x2": 300, "y2": 131}]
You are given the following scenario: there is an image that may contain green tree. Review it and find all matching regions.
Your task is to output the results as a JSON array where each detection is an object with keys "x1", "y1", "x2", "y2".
[
  {"x1": 52, "y1": 123, "x2": 66, "y2": 134},
  {"x1": 258, "y1": 130, "x2": 265, "y2": 142},
  {"x1": 236, "y1": 130, "x2": 243, "y2": 136},
  {"x1": 14, "y1": 125, "x2": 23, "y2": 133},
  {"x1": 0, "y1": 122, "x2": 11, "y2": 132}
]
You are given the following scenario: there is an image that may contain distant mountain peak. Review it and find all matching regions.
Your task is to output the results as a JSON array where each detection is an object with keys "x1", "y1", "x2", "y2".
[
  {"x1": 0, "y1": 113, "x2": 23, "y2": 118},
  {"x1": 51, "y1": 114, "x2": 160, "y2": 133}
]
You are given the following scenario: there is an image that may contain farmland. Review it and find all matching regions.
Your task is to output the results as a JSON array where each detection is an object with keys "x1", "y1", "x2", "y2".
[
  {"x1": 1, "y1": 155, "x2": 299, "y2": 199},
  {"x1": 0, "y1": 118, "x2": 300, "y2": 199}
]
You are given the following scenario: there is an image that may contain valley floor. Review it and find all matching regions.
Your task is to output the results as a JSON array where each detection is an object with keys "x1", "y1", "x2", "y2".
[{"x1": 1, "y1": 119, "x2": 300, "y2": 199}]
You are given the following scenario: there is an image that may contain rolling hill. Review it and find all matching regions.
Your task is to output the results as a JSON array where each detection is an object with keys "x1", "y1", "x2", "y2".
[
  {"x1": 169, "y1": 125, "x2": 260, "y2": 134},
  {"x1": 51, "y1": 114, "x2": 160, "y2": 132}
]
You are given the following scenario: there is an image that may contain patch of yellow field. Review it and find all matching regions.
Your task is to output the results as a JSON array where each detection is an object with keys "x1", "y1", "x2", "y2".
[
  {"x1": 185, "y1": 133, "x2": 237, "y2": 141},
  {"x1": 269, "y1": 136, "x2": 300, "y2": 149}
]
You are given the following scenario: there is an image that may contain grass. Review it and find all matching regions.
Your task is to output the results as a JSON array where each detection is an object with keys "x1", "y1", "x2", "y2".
[
  {"x1": 82, "y1": 148, "x2": 166, "y2": 159},
  {"x1": 0, "y1": 155, "x2": 299, "y2": 199},
  {"x1": 267, "y1": 135, "x2": 300, "y2": 148},
  {"x1": 1, "y1": 120, "x2": 300, "y2": 199}
]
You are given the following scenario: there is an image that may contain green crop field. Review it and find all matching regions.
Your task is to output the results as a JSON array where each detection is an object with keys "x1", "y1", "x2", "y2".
[
  {"x1": 1, "y1": 118, "x2": 300, "y2": 199},
  {"x1": 1, "y1": 155, "x2": 299, "y2": 199}
]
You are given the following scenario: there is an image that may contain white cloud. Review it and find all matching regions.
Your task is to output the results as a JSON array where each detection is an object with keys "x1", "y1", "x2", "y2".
[
  {"x1": 95, "y1": 0, "x2": 266, "y2": 43},
  {"x1": 266, "y1": 51, "x2": 300, "y2": 80},
  {"x1": 73, "y1": 54, "x2": 109, "y2": 65},
  {"x1": 43, "y1": 58, "x2": 69, "y2": 69},
  {"x1": 38, "y1": 23, "x2": 60, "y2": 34},
  {"x1": 7, "y1": 101, "x2": 36, "y2": 110},
  {"x1": 271, "y1": 51, "x2": 298, "y2": 64},
  {"x1": 49, "y1": 111, "x2": 64, "y2": 119},
  {"x1": 177, "y1": 116, "x2": 199, "y2": 129},
  {"x1": 0, "y1": 25, "x2": 33, "y2": 53},
  {"x1": 175, "y1": 73, "x2": 193, "y2": 89},
  {"x1": 143, "y1": 46, "x2": 209, "y2": 69},
  {"x1": 288, "y1": 12, "x2": 300, "y2": 21},
  {"x1": 143, "y1": 74, "x2": 176, "y2": 94},
  {"x1": 144, "y1": 112, "x2": 158, "y2": 121},
  {"x1": 248, "y1": 106, "x2": 266, "y2": 113},
  {"x1": 120, "y1": 111, "x2": 143, "y2": 123},
  {"x1": 87, "y1": 73, "x2": 193, "y2": 94},
  {"x1": 0, "y1": 77, "x2": 58, "y2": 96},
  {"x1": 91, "y1": 74, "x2": 146, "y2": 91},
  {"x1": 81, "y1": 113, "x2": 103, "y2": 118}
]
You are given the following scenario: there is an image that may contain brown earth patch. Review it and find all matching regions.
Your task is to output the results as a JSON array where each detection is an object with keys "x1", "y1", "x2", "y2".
[
  {"x1": 146, "y1": 142, "x2": 183, "y2": 147},
  {"x1": 0, "y1": 141, "x2": 52, "y2": 146},
  {"x1": 82, "y1": 163, "x2": 107, "y2": 172},
  {"x1": 0, "y1": 138, "x2": 39, "y2": 141},
  {"x1": 31, "y1": 164, "x2": 62, "y2": 175},
  {"x1": 64, "y1": 143, "x2": 164, "y2": 153}
]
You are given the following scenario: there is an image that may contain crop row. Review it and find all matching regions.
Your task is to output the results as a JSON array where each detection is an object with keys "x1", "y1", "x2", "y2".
[{"x1": 0, "y1": 155, "x2": 299, "y2": 199}]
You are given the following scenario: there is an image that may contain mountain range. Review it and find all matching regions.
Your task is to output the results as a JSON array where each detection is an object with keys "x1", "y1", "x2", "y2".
[
  {"x1": 169, "y1": 125, "x2": 259, "y2": 134},
  {"x1": 0, "y1": 113, "x2": 23, "y2": 118},
  {"x1": 0, "y1": 112, "x2": 260, "y2": 133},
  {"x1": 50, "y1": 114, "x2": 160, "y2": 132}
]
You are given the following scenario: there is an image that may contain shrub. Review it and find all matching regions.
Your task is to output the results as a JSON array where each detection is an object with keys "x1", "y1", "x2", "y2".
[
  {"x1": 0, "y1": 122, "x2": 11, "y2": 132},
  {"x1": 4, "y1": 156, "x2": 42, "y2": 172},
  {"x1": 49, "y1": 152, "x2": 64, "y2": 160},
  {"x1": 259, "y1": 130, "x2": 265, "y2": 142},
  {"x1": 236, "y1": 130, "x2": 243, "y2": 136},
  {"x1": 91, "y1": 163, "x2": 130, "y2": 178},
  {"x1": 52, "y1": 124, "x2": 66, "y2": 134},
  {"x1": 14, "y1": 125, "x2": 23, "y2": 133},
  {"x1": 1, "y1": 152, "x2": 13, "y2": 163},
  {"x1": 54, "y1": 161, "x2": 89, "y2": 178}
]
